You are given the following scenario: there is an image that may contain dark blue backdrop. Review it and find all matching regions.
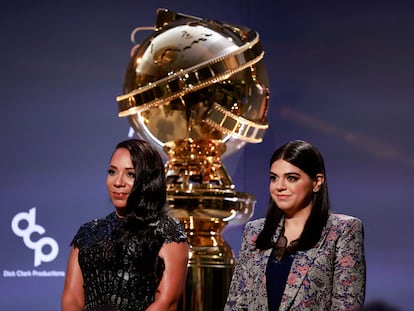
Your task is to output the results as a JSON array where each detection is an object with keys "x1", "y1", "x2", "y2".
[{"x1": 1, "y1": 1, "x2": 413, "y2": 310}]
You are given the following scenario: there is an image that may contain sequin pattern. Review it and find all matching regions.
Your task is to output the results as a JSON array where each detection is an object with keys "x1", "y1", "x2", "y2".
[{"x1": 71, "y1": 212, "x2": 187, "y2": 311}]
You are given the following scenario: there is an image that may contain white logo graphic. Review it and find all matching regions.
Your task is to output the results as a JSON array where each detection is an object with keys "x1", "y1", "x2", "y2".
[{"x1": 11, "y1": 207, "x2": 59, "y2": 267}]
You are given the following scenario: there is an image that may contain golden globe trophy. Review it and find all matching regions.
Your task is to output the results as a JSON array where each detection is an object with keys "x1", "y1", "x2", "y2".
[{"x1": 116, "y1": 8, "x2": 270, "y2": 311}]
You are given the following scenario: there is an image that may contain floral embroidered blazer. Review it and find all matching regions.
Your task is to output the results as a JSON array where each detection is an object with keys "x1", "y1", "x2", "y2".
[{"x1": 224, "y1": 213, "x2": 366, "y2": 311}]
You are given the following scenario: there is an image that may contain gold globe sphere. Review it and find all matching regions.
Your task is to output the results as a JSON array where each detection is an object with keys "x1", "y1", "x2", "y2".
[{"x1": 117, "y1": 8, "x2": 270, "y2": 159}]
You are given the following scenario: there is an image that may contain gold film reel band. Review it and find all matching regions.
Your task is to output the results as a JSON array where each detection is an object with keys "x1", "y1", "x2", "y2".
[{"x1": 116, "y1": 32, "x2": 264, "y2": 117}]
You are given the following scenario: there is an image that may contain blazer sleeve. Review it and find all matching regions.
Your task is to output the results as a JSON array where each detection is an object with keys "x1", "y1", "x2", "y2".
[
  {"x1": 224, "y1": 222, "x2": 255, "y2": 311},
  {"x1": 331, "y1": 216, "x2": 366, "y2": 310}
]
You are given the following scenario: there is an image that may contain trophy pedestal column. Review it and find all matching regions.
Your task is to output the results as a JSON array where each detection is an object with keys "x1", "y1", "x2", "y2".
[
  {"x1": 183, "y1": 263, "x2": 233, "y2": 310},
  {"x1": 165, "y1": 139, "x2": 255, "y2": 310},
  {"x1": 180, "y1": 218, "x2": 234, "y2": 311},
  {"x1": 168, "y1": 192, "x2": 255, "y2": 311}
]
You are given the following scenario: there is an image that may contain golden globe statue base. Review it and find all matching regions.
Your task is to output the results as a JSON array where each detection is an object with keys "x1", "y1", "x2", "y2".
[{"x1": 164, "y1": 139, "x2": 255, "y2": 311}]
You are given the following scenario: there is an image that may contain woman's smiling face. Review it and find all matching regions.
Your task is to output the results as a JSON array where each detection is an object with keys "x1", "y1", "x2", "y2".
[
  {"x1": 106, "y1": 148, "x2": 136, "y2": 211},
  {"x1": 269, "y1": 159, "x2": 323, "y2": 217}
]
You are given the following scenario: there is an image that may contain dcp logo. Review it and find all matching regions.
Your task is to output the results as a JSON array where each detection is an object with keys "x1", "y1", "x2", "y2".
[{"x1": 11, "y1": 207, "x2": 59, "y2": 267}]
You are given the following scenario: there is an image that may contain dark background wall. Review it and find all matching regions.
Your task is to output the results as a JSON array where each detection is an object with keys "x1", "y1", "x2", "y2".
[{"x1": 1, "y1": 1, "x2": 413, "y2": 310}]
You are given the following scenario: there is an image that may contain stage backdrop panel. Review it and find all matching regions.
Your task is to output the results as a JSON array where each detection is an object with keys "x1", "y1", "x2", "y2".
[{"x1": 1, "y1": 1, "x2": 413, "y2": 310}]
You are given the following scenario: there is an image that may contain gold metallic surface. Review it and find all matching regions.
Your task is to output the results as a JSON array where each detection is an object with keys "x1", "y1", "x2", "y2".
[
  {"x1": 118, "y1": 8, "x2": 270, "y2": 159},
  {"x1": 117, "y1": 8, "x2": 270, "y2": 310},
  {"x1": 181, "y1": 265, "x2": 233, "y2": 310}
]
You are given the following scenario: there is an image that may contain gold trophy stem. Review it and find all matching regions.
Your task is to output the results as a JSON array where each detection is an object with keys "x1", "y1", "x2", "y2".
[
  {"x1": 179, "y1": 218, "x2": 234, "y2": 310},
  {"x1": 165, "y1": 139, "x2": 255, "y2": 311}
]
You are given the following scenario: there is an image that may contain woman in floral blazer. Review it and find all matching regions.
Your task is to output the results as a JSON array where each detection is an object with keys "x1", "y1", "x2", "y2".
[{"x1": 225, "y1": 140, "x2": 366, "y2": 311}]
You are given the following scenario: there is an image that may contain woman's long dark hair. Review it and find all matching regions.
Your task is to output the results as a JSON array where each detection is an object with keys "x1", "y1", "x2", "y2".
[
  {"x1": 111, "y1": 139, "x2": 167, "y2": 284},
  {"x1": 255, "y1": 140, "x2": 330, "y2": 251}
]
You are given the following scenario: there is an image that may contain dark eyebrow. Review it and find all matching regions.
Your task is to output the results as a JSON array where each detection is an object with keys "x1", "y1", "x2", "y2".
[
  {"x1": 270, "y1": 171, "x2": 301, "y2": 176},
  {"x1": 285, "y1": 172, "x2": 300, "y2": 176},
  {"x1": 108, "y1": 165, "x2": 135, "y2": 170}
]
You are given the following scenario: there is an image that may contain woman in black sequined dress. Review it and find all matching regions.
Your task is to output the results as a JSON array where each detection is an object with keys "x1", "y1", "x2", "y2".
[{"x1": 61, "y1": 139, "x2": 189, "y2": 311}]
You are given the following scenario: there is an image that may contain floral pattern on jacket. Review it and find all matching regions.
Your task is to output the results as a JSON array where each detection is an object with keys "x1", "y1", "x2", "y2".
[{"x1": 224, "y1": 213, "x2": 366, "y2": 311}]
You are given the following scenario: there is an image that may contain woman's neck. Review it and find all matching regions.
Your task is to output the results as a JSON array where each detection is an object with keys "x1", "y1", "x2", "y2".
[
  {"x1": 283, "y1": 207, "x2": 311, "y2": 244},
  {"x1": 115, "y1": 208, "x2": 126, "y2": 218}
]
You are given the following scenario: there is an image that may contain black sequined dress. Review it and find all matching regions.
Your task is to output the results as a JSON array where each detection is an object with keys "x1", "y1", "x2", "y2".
[{"x1": 71, "y1": 212, "x2": 187, "y2": 311}]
